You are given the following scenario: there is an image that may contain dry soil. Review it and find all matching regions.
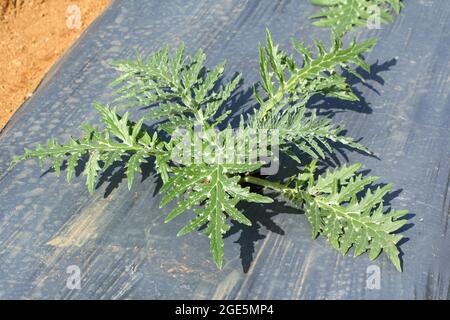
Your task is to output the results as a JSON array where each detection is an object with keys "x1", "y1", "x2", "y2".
[{"x1": 0, "y1": 0, "x2": 111, "y2": 129}]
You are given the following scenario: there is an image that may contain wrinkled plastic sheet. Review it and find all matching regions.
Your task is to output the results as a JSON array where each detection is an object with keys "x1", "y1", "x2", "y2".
[{"x1": 1, "y1": 0, "x2": 450, "y2": 299}]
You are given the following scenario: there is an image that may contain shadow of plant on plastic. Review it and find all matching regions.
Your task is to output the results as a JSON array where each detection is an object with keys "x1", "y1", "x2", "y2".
[{"x1": 309, "y1": 58, "x2": 398, "y2": 117}]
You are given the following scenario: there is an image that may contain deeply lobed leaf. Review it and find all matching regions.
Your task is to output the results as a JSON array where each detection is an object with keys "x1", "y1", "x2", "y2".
[
  {"x1": 282, "y1": 161, "x2": 408, "y2": 271},
  {"x1": 250, "y1": 30, "x2": 375, "y2": 162},
  {"x1": 110, "y1": 43, "x2": 241, "y2": 133},
  {"x1": 310, "y1": 0, "x2": 403, "y2": 36},
  {"x1": 253, "y1": 30, "x2": 376, "y2": 122},
  {"x1": 12, "y1": 104, "x2": 165, "y2": 193},
  {"x1": 160, "y1": 162, "x2": 272, "y2": 269}
]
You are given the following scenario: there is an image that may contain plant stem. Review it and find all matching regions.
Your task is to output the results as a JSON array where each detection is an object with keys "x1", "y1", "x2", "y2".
[{"x1": 241, "y1": 175, "x2": 288, "y2": 193}]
